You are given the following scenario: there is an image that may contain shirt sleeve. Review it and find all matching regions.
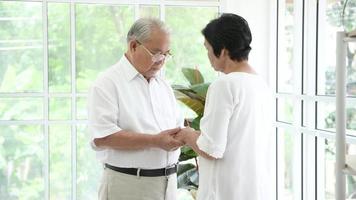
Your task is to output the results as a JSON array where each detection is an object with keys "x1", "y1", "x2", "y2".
[
  {"x1": 173, "y1": 91, "x2": 185, "y2": 128},
  {"x1": 164, "y1": 78, "x2": 185, "y2": 128},
  {"x1": 88, "y1": 82, "x2": 122, "y2": 144},
  {"x1": 196, "y1": 79, "x2": 237, "y2": 158},
  {"x1": 176, "y1": 105, "x2": 185, "y2": 128}
]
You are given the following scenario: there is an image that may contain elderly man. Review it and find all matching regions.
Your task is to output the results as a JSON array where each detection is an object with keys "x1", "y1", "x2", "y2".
[{"x1": 88, "y1": 18, "x2": 184, "y2": 200}]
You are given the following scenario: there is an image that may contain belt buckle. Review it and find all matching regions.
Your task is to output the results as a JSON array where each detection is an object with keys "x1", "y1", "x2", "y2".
[
  {"x1": 136, "y1": 168, "x2": 141, "y2": 177},
  {"x1": 164, "y1": 163, "x2": 177, "y2": 176},
  {"x1": 164, "y1": 167, "x2": 169, "y2": 176}
]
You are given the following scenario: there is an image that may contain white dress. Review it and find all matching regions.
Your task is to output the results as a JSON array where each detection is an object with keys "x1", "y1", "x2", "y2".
[{"x1": 196, "y1": 72, "x2": 274, "y2": 200}]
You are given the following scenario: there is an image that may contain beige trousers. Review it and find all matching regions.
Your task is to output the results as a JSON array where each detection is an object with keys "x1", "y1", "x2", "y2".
[{"x1": 98, "y1": 167, "x2": 177, "y2": 200}]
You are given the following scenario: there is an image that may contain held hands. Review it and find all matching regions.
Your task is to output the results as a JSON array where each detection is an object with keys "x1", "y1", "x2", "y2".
[
  {"x1": 156, "y1": 127, "x2": 198, "y2": 151},
  {"x1": 177, "y1": 127, "x2": 216, "y2": 160},
  {"x1": 156, "y1": 128, "x2": 184, "y2": 151},
  {"x1": 175, "y1": 127, "x2": 197, "y2": 147}
]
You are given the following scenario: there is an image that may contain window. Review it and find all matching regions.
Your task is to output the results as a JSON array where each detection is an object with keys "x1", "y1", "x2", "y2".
[
  {"x1": 0, "y1": 0, "x2": 223, "y2": 199},
  {"x1": 276, "y1": 0, "x2": 356, "y2": 199}
]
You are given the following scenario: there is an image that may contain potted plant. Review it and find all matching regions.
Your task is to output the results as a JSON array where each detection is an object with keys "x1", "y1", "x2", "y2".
[{"x1": 172, "y1": 68, "x2": 210, "y2": 197}]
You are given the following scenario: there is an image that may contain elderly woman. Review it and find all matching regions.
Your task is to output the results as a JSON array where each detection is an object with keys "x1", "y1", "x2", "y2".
[{"x1": 176, "y1": 14, "x2": 274, "y2": 200}]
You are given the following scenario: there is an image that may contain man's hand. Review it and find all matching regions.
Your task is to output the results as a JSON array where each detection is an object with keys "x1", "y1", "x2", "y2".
[
  {"x1": 175, "y1": 127, "x2": 197, "y2": 146},
  {"x1": 155, "y1": 128, "x2": 184, "y2": 151},
  {"x1": 175, "y1": 127, "x2": 216, "y2": 160}
]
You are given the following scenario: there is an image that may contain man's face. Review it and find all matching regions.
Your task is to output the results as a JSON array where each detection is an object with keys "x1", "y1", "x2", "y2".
[{"x1": 131, "y1": 29, "x2": 171, "y2": 79}]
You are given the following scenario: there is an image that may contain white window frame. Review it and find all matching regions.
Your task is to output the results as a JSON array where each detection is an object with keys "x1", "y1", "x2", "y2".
[
  {"x1": 274, "y1": 0, "x2": 356, "y2": 199},
  {"x1": 0, "y1": 1, "x2": 226, "y2": 199}
]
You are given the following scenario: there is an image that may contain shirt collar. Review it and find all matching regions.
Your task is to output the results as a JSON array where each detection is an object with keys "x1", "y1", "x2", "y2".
[
  {"x1": 118, "y1": 55, "x2": 160, "y2": 82},
  {"x1": 118, "y1": 54, "x2": 140, "y2": 81}
]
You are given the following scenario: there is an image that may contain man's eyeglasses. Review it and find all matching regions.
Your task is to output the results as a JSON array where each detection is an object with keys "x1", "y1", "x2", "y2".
[{"x1": 136, "y1": 40, "x2": 171, "y2": 63}]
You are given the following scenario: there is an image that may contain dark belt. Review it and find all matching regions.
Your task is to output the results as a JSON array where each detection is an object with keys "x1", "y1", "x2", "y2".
[{"x1": 105, "y1": 163, "x2": 177, "y2": 177}]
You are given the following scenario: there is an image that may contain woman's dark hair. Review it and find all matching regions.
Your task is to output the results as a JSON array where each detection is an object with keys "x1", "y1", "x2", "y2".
[{"x1": 202, "y1": 13, "x2": 252, "y2": 62}]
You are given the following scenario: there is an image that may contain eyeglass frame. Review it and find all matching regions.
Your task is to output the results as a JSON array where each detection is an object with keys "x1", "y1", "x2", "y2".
[{"x1": 136, "y1": 40, "x2": 172, "y2": 63}]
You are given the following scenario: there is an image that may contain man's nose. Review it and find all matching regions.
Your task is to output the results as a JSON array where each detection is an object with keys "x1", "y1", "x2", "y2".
[{"x1": 154, "y1": 59, "x2": 165, "y2": 65}]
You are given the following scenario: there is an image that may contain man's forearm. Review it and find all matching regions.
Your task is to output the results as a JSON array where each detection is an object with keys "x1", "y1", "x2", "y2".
[{"x1": 94, "y1": 130, "x2": 158, "y2": 150}]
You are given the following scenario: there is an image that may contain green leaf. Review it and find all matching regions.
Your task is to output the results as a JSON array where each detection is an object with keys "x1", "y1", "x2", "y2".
[
  {"x1": 179, "y1": 146, "x2": 198, "y2": 162},
  {"x1": 190, "y1": 115, "x2": 202, "y2": 130},
  {"x1": 172, "y1": 85, "x2": 205, "y2": 102},
  {"x1": 190, "y1": 83, "x2": 210, "y2": 99},
  {"x1": 177, "y1": 167, "x2": 199, "y2": 189},
  {"x1": 172, "y1": 84, "x2": 190, "y2": 91},
  {"x1": 182, "y1": 68, "x2": 204, "y2": 85},
  {"x1": 174, "y1": 91, "x2": 204, "y2": 115},
  {"x1": 176, "y1": 90, "x2": 205, "y2": 103},
  {"x1": 177, "y1": 163, "x2": 196, "y2": 175}
]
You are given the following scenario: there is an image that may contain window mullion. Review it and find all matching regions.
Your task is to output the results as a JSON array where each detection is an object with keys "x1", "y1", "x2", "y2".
[
  {"x1": 70, "y1": 2, "x2": 77, "y2": 200},
  {"x1": 42, "y1": 1, "x2": 50, "y2": 200},
  {"x1": 292, "y1": 0, "x2": 304, "y2": 198},
  {"x1": 302, "y1": 0, "x2": 318, "y2": 199}
]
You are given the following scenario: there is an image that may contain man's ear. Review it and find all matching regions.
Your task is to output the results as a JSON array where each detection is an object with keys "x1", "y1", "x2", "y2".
[{"x1": 129, "y1": 40, "x2": 138, "y2": 53}]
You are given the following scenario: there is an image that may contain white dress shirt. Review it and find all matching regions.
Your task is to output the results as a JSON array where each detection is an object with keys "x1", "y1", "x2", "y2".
[
  {"x1": 88, "y1": 55, "x2": 184, "y2": 169},
  {"x1": 196, "y1": 72, "x2": 274, "y2": 200}
]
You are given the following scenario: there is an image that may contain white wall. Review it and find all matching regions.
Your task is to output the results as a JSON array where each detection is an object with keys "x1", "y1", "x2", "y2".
[{"x1": 224, "y1": 0, "x2": 274, "y2": 86}]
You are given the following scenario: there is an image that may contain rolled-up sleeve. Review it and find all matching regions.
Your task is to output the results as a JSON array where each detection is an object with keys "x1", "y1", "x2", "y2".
[
  {"x1": 196, "y1": 79, "x2": 237, "y2": 158},
  {"x1": 88, "y1": 81, "x2": 122, "y2": 146}
]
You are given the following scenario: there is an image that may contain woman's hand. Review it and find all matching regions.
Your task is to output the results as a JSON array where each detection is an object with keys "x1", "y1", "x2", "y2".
[{"x1": 175, "y1": 127, "x2": 199, "y2": 146}]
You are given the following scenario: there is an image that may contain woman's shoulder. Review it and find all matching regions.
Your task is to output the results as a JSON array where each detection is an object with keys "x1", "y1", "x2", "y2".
[
  {"x1": 212, "y1": 72, "x2": 251, "y2": 86},
  {"x1": 208, "y1": 74, "x2": 240, "y2": 95},
  {"x1": 211, "y1": 72, "x2": 269, "y2": 93},
  {"x1": 210, "y1": 74, "x2": 231, "y2": 88}
]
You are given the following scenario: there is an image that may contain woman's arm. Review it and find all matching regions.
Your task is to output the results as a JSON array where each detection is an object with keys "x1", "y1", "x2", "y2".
[{"x1": 176, "y1": 127, "x2": 217, "y2": 160}]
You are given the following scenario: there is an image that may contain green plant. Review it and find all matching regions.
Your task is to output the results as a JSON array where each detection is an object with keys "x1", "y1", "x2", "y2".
[{"x1": 173, "y1": 68, "x2": 210, "y2": 191}]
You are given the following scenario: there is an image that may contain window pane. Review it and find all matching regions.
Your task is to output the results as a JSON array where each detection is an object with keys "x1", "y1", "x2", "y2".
[
  {"x1": 317, "y1": 0, "x2": 356, "y2": 96},
  {"x1": 0, "y1": 125, "x2": 44, "y2": 199},
  {"x1": 165, "y1": 6, "x2": 218, "y2": 85},
  {"x1": 0, "y1": 97, "x2": 43, "y2": 120},
  {"x1": 49, "y1": 97, "x2": 71, "y2": 120},
  {"x1": 302, "y1": 100, "x2": 306, "y2": 126},
  {"x1": 278, "y1": 128, "x2": 298, "y2": 200},
  {"x1": 0, "y1": 1, "x2": 43, "y2": 92},
  {"x1": 76, "y1": 4, "x2": 134, "y2": 92},
  {"x1": 347, "y1": 36, "x2": 356, "y2": 97},
  {"x1": 50, "y1": 125, "x2": 71, "y2": 200},
  {"x1": 277, "y1": 97, "x2": 294, "y2": 123},
  {"x1": 347, "y1": 101, "x2": 356, "y2": 133},
  {"x1": 77, "y1": 125, "x2": 101, "y2": 200},
  {"x1": 325, "y1": 139, "x2": 335, "y2": 199},
  {"x1": 76, "y1": 97, "x2": 87, "y2": 120},
  {"x1": 48, "y1": 3, "x2": 71, "y2": 93},
  {"x1": 139, "y1": 5, "x2": 159, "y2": 18},
  {"x1": 346, "y1": 143, "x2": 356, "y2": 198},
  {"x1": 317, "y1": 101, "x2": 356, "y2": 133},
  {"x1": 317, "y1": 101, "x2": 335, "y2": 132},
  {"x1": 324, "y1": 140, "x2": 356, "y2": 199},
  {"x1": 277, "y1": 0, "x2": 295, "y2": 93}
]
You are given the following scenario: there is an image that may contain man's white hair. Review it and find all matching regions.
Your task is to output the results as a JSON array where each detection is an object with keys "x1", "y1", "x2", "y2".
[{"x1": 126, "y1": 18, "x2": 170, "y2": 43}]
